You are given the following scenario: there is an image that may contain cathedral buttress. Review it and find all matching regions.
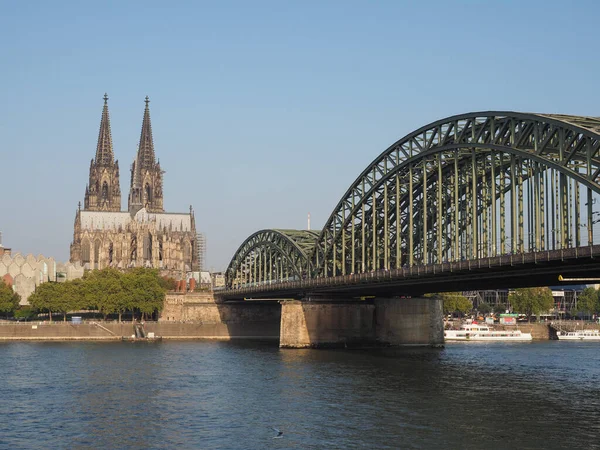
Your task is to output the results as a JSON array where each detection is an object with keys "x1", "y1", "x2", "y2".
[
  {"x1": 128, "y1": 96, "x2": 164, "y2": 215},
  {"x1": 84, "y1": 93, "x2": 122, "y2": 212}
]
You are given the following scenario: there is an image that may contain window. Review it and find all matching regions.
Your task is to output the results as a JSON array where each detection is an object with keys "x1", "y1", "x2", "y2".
[
  {"x1": 145, "y1": 184, "x2": 152, "y2": 205},
  {"x1": 82, "y1": 239, "x2": 91, "y2": 263},
  {"x1": 143, "y1": 233, "x2": 153, "y2": 261},
  {"x1": 94, "y1": 240, "x2": 101, "y2": 266},
  {"x1": 131, "y1": 235, "x2": 137, "y2": 262}
]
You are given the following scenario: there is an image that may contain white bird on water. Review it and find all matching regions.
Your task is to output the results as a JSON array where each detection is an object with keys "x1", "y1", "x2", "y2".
[{"x1": 271, "y1": 427, "x2": 284, "y2": 439}]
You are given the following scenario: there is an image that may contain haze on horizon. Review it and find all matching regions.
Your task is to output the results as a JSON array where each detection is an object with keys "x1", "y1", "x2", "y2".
[{"x1": 1, "y1": 0, "x2": 598, "y2": 271}]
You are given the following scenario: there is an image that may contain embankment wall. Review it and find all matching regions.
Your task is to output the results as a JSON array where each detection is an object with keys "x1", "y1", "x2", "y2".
[{"x1": 0, "y1": 299, "x2": 281, "y2": 341}]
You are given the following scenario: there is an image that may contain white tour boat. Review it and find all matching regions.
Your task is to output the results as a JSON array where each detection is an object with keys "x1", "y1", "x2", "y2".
[
  {"x1": 556, "y1": 329, "x2": 600, "y2": 341},
  {"x1": 444, "y1": 323, "x2": 532, "y2": 341}
]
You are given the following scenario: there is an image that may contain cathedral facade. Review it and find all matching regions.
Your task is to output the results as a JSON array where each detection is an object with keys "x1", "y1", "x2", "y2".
[{"x1": 70, "y1": 95, "x2": 198, "y2": 277}]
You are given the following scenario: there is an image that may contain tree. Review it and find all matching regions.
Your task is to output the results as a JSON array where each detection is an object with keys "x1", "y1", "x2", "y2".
[
  {"x1": 509, "y1": 287, "x2": 554, "y2": 322},
  {"x1": 55, "y1": 279, "x2": 85, "y2": 321},
  {"x1": 478, "y1": 302, "x2": 492, "y2": 315},
  {"x1": 14, "y1": 306, "x2": 36, "y2": 321},
  {"x1": 575, "y1": 287, "x2": 599, "y2": 319},
  {"x1": 28, "y1": 282, "x2": 62, "y2": 322},
  {"x1": 438, "y1": 292, "x2": 472, "y2": 316},
  {"x1": 0, "y1": 280, "x2": 20, "y2": 318},
  {"x1": 493, "y1": 303, "x2": 507, "y2": 315},
  {"x1": 158, "y1": 276, "x2": 177, "y2": 291},
  {"x1": 83, "y1": 268, "x2": 124, "y2": 320},
  {"x1": 123, "y1": 268, "x2": 166, "y2": 321}
]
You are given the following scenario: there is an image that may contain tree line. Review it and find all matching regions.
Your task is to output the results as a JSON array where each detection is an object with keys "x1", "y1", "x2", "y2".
[
  {"x1": 436, "y1": 287, "x2": 600, "y2": 322},
  {"x1": 572, "y1": 287, "x2": 600, "y2": 318},
  {"x1": 27, "y1": 268, "x2": 167, "y2": 322}
]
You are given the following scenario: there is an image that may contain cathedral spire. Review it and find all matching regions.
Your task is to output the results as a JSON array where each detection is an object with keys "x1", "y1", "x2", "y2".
[
  {"x1": 128, "y1": 96, "x2": 164, "y2": 214},
  {"x1": 138, "y1": 96, "x2": 156, "y2": 169},
  {"x1": 83, "y1": 94, "x2": 122, "y2": 212},
  {"x1": 95, "y1": 93, "x2": 114, "y2": 166}
]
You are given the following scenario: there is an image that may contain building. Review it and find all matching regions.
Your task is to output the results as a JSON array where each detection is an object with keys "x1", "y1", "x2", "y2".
[
  {"x1": 0, "y1": 234, "x2": 84, "y2": 305},
  {"x1": 212, "y1": 272, "x2": 225, "y2": 288},
  {"x1": 70, "y1": 95, "x2": 199, "y2": 277}
]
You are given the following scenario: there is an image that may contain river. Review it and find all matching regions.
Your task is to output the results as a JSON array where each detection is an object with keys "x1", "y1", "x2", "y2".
[{"x1": 1, "y1": 340, "x2": 599, "y2": 449}]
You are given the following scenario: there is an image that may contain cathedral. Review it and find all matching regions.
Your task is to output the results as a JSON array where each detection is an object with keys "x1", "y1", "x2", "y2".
[{"x1": 70, "y1": 95, "x2": 199, "y2": 277}]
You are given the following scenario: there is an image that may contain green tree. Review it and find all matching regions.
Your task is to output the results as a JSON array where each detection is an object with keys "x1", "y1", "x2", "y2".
[
  {"x1": 0, "y1": 280, "x2": 20, "y2": 318},
  {"x1": 158, "y1": 276, "x2": 177, "y2": 291},
  {"x1": 83, "y1": 268, "x2": 124, "y2": 320},
  {"x1": 28, "y1": 282, "x2": 62, "y2": 322},
  {"x1": 575, "y1": 287, "x2": 599, "y2": 319},
  {"x1": 478, "y1": 302, "x2": 492, "y2": 315},
  {"x1": 509, "y1": 287, "x2": 554, "y2": 322},
  {"x1": 493, "y1": 303, "x2": 507, "y2": 315},
  {"x1": 438, "y1": 292, "x2": 472, "y2": 316},
  {"x1": 14, "y1": 306, "x2": 36, "y2": 321},
  {"x1": 123, "y1": 268, "x2": 166, "y2": 321},
  {"x1": 52, "y1": 279, "x2": 86, "y2": 322}
]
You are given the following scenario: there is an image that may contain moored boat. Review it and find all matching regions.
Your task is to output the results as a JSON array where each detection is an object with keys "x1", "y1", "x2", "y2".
[
  {"x1": 556, "y1": 329, "x2": 600, "y2": 341},
  {"x1": 444, "y1": 323, "x2": 532, "y2": 341}
]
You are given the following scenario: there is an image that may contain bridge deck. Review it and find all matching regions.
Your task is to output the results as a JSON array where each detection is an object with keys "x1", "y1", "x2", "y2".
[{"x1": 217, "y1": 245, "x2": 600, "y2": 300}]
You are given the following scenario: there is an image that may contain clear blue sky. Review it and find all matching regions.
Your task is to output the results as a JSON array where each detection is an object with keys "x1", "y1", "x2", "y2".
[{"x1": 1, "y1": 0, "x2": 598, "y2": 270}]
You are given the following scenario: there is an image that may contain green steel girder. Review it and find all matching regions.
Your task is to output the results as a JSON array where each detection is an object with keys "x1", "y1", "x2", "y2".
[
  {"x1": 313, "y1": 112, "x2": 600, "y2": 277},
  {"x1": 225, "y1": 229, "x2": 320, "y2": 288},
  {"x1": 357, "y1": 152, "x2": 549, "y2": 270}
]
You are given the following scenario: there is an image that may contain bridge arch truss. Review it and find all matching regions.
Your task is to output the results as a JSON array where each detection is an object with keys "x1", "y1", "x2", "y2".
[
  {"x1": 313, "y1": 112, "x2": 600, "y2": 277},
  {"x1": 226, "y1": 229, "x2": 320, "y2": 289}
]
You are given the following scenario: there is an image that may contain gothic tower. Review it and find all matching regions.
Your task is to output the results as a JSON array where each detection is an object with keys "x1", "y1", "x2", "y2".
[
  {"x1": 128, "y1": 96, "x2": 164, "y2": 215},
  {"x1": 84, "y1": 94, "x2": 122, "y2": 211}
]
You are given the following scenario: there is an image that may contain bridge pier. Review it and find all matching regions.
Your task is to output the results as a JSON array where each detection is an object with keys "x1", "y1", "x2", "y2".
[
  {"x1": 279, "y1": 296, "x2": 443, "y2": 348},
  {"x1": 279, "y1": 299, "x2": 375, "y2": 348},
  {"x1": 374, "y1": 297, "x2": 444, "y2": 346}
]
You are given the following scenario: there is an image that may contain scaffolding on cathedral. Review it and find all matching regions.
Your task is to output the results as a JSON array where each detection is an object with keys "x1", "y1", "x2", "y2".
[{"x1": 196, "y1": 232, "x2": 206, "y2": 272}]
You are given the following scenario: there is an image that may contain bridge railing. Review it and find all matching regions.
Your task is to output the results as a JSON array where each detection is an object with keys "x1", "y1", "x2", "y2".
[{"x1": 222, "y1": 245, "x2": 600, "y2": 297}]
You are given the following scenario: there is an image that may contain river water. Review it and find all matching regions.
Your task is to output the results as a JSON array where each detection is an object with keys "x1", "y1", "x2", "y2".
[{"x1": 1, "y1": 340, "x2": 599, "y2": 449}]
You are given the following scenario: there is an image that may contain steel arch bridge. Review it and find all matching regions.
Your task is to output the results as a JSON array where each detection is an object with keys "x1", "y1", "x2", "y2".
[
  {"x1": 226, "y1": 229, "x2": 320, "y2": 289},
  {"x1": 225, "y1": 111, "x2": 600, "y2": 290}
]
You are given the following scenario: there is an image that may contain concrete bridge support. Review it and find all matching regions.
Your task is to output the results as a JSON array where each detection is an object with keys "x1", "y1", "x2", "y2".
[
  {"x1": 279, "y1": 296, "x2": 443, "y2": 348},
  {"x1": 374, "y1": 297, "x2": 444, "y2": 346},
  {"x1": 279, "y1": 299, "x2": 376, "y2": 348}
]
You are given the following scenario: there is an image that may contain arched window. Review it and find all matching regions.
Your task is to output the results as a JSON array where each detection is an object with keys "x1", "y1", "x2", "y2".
[
  {"x1": 183, "y1": 240, "x2": 192, "y2": 264},
  {"x1": 82, "y1": 239, "x2": 91, "y2": 263},
  {"x1": 108, "y1": 242, "x2": 114, "y2": 264},
  {"x1": 143, "y1": 233, "x2": 153, "y2": 261},
  {"x1": 102, "y1": 182, "x2": 109, "y2": 201},
  {"x1": 145, "y1": 184, "x2": 152, "y2": 205},
  {"x1": 130, "y1": 234, "x2": 137, "y2": 262},
  {"x1": 94, "y1": 240, "x2": 101, "y2": 268}
]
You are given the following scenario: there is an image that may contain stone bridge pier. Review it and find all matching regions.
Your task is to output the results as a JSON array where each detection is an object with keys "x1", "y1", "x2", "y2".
[{"x1": 279, "y1": 296, "x2": 444, "y2": 348}]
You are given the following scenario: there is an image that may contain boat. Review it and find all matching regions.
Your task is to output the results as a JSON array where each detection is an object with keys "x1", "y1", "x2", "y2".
[
  {"x1": 444, "y1": 322, "x2": 532, "y2": 341},
  {"x1": 556, "y1": 329, "x2": 600, "y2": 340}
]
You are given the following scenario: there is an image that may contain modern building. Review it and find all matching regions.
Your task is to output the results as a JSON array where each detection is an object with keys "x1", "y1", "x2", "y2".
[
  {"x1": 0, "y1": 235, "x2": 84, "y2": 305},
  {"x1": 70, "y1": 95, "x2": 199, "y2": 277}
]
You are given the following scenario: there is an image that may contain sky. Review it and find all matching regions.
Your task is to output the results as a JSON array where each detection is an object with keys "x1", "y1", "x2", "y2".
[{"x1": 1, "y1": 0, "x2": 599, "y2": 271}]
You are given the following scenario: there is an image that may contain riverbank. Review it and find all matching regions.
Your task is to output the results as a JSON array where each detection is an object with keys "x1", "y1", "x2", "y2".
[
  {"x1": 2, "y1": 322, "x2": 599, "y2": 341},
  {"x1": 0, "y1": 321, "x2": 280, "y2": 341}
]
